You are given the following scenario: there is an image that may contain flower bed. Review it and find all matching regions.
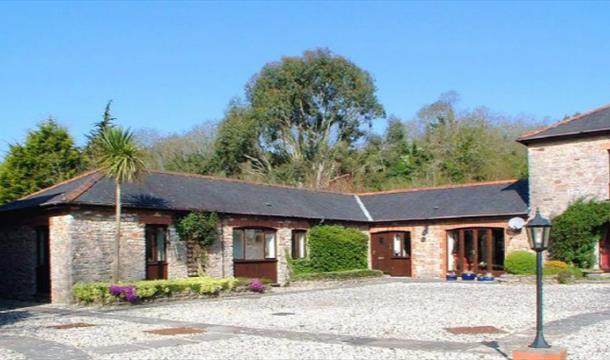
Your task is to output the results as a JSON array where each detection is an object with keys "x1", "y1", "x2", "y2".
[{"x1": 73, "y1": 276, "x2": 242, "y2": 305}]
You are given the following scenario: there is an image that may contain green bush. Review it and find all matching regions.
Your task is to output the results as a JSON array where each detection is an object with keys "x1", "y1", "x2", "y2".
[
  {"x1": 550, "y1": 199, "x2": 610, "y2": 268},
  {"x1": 557, "y1": 267, "x2": 583, "y2": 284},
  {"x1": 288, "y1": 225, "x2": 369, "y2": 275},
  {"x1": 505, "y1": 251, "x2": 536, "y2": 275},
  {"x1": 73, "y1": 276, "x2": 237, "y2": 304},
  {"x1": 291, "y1": 269, "x2": 383, "y2": 281}
]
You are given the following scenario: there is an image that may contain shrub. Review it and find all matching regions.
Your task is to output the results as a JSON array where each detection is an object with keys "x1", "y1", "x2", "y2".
[
  {"x1": 505, "y1": 251, "x2": 536, "y2": 275},
  {"x1": 291, "y1": 269, "x2": 383, "y2": 281},
  {"x1": 73, "y1": 276, "x2": 237, "y2": 304},
  {"x1": 544, "y1": 260, "x2": 568, "y2": 270},
  {"x1": 557, "y1": 269, "x2": 579, "y2": 284},
  {"x1": 288, "y1": 225, "x2": 368, "y2": 275},
  {"x1": 550, "y1": 199, "x2": 610, "y2": 268}
]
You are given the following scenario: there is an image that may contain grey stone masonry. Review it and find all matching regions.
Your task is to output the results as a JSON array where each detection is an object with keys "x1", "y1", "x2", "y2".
[
  {"x1": 48, "y1": 209, "x2": 189, "y2": 303},
  {"x1": 528, "y1": 134, "x2": 610, "y2": 217},
  {"x1": 0, "y1": 223, "x2": 37, "y2": 300}
]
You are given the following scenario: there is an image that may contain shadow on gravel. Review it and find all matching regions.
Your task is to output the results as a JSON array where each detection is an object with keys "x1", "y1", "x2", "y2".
[
  {"x1": 0, "y1": 310, "x2": 34, "y2": 326},
  {"x1": 481, "y1": 340, "x2": 510, "y2": 359}
]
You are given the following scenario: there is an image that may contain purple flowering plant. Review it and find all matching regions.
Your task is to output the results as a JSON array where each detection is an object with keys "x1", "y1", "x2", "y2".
[
  {"x1": 247, "y1": 278, "x2": 266, "y2": 293},
  {"x1": 109, "y1": 284, "x2": 140, "y2": 303}
]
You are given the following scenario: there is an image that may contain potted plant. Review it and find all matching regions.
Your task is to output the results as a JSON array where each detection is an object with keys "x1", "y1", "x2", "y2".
[
  {"x1": 446, "y1": 270, "x2": 458, "y2": 281},
  {"x1": 461, "y1": 270, "x2": 476, "y2": 281},
  {"x1": 477, "y1": 272, "x2": 495, "y2": 282}
]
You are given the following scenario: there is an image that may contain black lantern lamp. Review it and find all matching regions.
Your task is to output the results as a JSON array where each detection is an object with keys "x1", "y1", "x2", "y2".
[{"x1": 525, "y1": 208, "x2": 552, "y2": 349}]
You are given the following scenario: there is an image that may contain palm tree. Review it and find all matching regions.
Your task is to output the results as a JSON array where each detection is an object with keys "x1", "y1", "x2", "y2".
[{"x1": 97, "y1": 127, "x2": 146, "y2": 283}]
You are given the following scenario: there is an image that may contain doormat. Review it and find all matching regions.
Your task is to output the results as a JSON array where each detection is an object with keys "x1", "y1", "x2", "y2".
[
  {"x1": 445, "y1": 326, "x2": 502, "y2": 335},
  {"x1": 145, "y1": 327, "x2": 206, "y2": 336},
  {"x1": 47, "y1": 322, "x2": 95, "y2": 329}
]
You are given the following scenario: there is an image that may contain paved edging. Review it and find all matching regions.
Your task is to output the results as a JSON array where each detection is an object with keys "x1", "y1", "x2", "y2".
[{"x1": 0, "y1": 334, "x2": 90, "y2": 359}]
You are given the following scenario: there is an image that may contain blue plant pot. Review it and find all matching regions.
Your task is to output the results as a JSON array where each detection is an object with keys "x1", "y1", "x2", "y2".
[
  {"x1": 461, "y1": 273, "x2": 476, "y2": 281},
  {"x1": 477, "y1": 275, "x2": 495, "y2": 282},
  {"x1": 446, "y1": 274, "x2": 458, "y2": 281}
]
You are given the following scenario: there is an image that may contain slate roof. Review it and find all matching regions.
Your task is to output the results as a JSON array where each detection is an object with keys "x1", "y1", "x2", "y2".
[
  {"x1": 0, "y1": 171, "x2": 369, "y2": 222},
  {"x1": 358, "y1": 180, "x2": 528, "y2": 222},
  {"x1": 518, "y1": 104, "x2": 610, "y2": 144},
  {"x1": 0, "y1": 170, "x2": 529, "y2": 222}
]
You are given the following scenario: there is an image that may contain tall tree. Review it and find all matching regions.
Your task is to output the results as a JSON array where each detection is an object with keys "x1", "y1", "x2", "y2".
[
  {"x1": 0, "y1": 119, "x2": 85, "y2": 204},
  {"x1": 97, "y1": 127, "x2": 145, "y2": 282},
  {"x1": 213, "y1": 48, "x2": 385, "y2": 188},
  {"x1": 84, "y1": 100, "x2": 116, "y2": 164}
]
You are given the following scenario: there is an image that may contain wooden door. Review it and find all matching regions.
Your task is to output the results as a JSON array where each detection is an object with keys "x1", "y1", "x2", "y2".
[
  {"x1": 371, "y1": 232, "x2": 412, "y2": 277},
  {"x1": 35, "y1": 227, "x2": 50, "y2": 295},
  {"x1": 145, "y1": 225, "x2": 168, "y2": 280}
]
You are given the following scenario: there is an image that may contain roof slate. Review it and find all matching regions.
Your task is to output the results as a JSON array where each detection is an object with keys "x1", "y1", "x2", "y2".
[
  {"x1": 0, "y1": 171, "x2": 529, "y2": 222},
  {"x1": 358, "y1": 180, "x2": 528, "y2": 222},
  {"x1": 518, "y1": 104, "x2": 610, "y2": 143}
]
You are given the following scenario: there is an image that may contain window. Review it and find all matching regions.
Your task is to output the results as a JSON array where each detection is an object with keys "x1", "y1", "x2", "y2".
[
  {"x1": 291, "y1": 230, "x2": 307, "y2": 259},
  {"x1": 146, "y1": 225, "x2": 167, "y2": 262},
  {"x1": 447, "y1": 228, "x2": 505, "y2": 273},
  {"x1": 232, "y1": 228, "x2": 277, "y2": 260},
  {"x1": 392, "y1": 232, "x2": 411, "y2": 257}
]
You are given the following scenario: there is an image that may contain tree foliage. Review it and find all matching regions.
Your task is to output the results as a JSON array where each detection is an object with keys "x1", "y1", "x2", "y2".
[
  {"x1": 0, "y1": 119, "x2": 85, "y2": 204},
  {"x1": 84, "y1": 100, "x2": 116, "y2": 165},
  {"x1": 550, "y1": 199, "x2": 610, "y2": 268},
  {"x1": 175, "y1": 211, "x2": 219, "y2": 247},
  {"x1": 212, "y1": 48, "x2": 385, "y2": 187}
]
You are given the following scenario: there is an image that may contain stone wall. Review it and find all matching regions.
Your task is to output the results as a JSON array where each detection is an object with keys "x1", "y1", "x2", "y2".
[
  {"x1": 0, "y1": 223, "x2": 38, "y2": 300},
  {"x1": 49, "y1": 208, "x2": 188, "y2": 303},
  {"x1": 370, "y1": 217, "x2": 528, "y2": 278},
  {"x1": 528, "y1": 135, "x2": 610, "y2": 218}
]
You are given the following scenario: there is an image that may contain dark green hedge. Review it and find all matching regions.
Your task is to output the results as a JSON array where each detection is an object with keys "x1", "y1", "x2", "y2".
[
  {"x1": 550, "y1": 199, "x2": 610, "y2": 268},
  {"x1": 289, "y1": 225, "x2": 369, "y2": 274}
]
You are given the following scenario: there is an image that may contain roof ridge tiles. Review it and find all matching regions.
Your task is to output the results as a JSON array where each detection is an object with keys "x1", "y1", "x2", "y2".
[
  {"x1": 18, "y1": 169, "x2": 101, "y2": 201},
  {"x1": 357, "y1": 179, "x2": 520, "y2": 196},
  {"x1": 517, "y1": 102, "x2": 610, "y2": 142}
]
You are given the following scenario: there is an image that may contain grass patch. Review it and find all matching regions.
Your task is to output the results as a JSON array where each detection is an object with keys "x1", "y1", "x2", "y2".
[{"x1": 290, "y1": 269, "x2": 383, "y2": 281}]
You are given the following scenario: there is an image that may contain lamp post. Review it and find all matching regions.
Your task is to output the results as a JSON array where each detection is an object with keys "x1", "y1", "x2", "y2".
[{"x1": 525, "y1": 208, "x2": 552, "y2": 349}]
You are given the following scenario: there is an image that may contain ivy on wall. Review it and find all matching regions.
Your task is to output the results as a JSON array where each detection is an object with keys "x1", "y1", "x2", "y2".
[
  {"x1": 550, "y1": 199, "x2": 610, "y2": 268},
  {"x1": 175, "y1": 211, "x2": 219, "y2": 275}
]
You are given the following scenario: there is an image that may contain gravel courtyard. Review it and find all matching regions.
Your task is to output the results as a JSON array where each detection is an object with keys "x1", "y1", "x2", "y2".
[{"x1": 0, "y1": 279, "x2": 609, "y2": 359}]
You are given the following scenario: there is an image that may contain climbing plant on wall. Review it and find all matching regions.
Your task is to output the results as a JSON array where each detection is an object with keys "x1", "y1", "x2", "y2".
[
  {"x1": 175, "y1": 211, "x2": 219, "y2": 275},
  {"x1": 550, "y1": 199, "x2": 610, "y2": 268}
]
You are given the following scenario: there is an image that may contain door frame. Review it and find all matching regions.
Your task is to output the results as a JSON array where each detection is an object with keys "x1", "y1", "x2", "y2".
[
  {"x1": 35, "y1": 226, "x2": 51, "y2": 295},
  {"x1": 145, "y1": 225, "x2": 168, "y2": 280},
  {"x1": 446, "y1": 227, "x2": 505, "y2": 275},
  {"x1": 600, "y1": 224, "x2": 610, "y2": 272}
]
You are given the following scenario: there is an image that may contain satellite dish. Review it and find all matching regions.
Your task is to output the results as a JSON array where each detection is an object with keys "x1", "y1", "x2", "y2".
[{"x1": 508, "y1": 217, "x2": 526, "y2": 230}]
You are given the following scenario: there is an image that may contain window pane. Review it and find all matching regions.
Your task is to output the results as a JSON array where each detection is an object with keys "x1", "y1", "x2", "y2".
[
  {"x1": 403, "y1": 233, "x2": 411, "y2": 257},
  {"x1": 233, "y1": 230, "x2": 244, "y2": 259},
  {"x1": 447, "y1": 231, "x2": 458, "y2": 271},
  {"x1": 156, "y1": 227, "x2": 166, "y2": 261},
  {"x1": 265, "y1": 232, "x2": 276, "y2": 258},
  {"x1": 299, "y1": 233, "x2": 306, "y2": 258},
  {"x1": 477, "y1": 230, "x2": 488, "y2": 270},
  {"x1": 492, "y1": 228, "x2": 505, "y2": 270},
  {"x1": 464, "y1": 230, "x2": 475, "y2": 271},
  {"x1": 292, "y1": 231, "x2": 306, "y2": 259},
  {"x1": 245, "y1": 229, "x2": 264, "y2": 260},
  {"x1": 393, "y1": 234, "x2": 401, "y2": 256}
]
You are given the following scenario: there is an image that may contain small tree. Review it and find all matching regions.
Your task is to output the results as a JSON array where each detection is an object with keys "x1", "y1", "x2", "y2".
[
  {"x1": 97, "y1": 127, "x2": 146, "y2": 282},
  {"x1": 175, "y1": 211, "x2": 219, "y2": 275},
  {"x1": 550, "y1": 199, "x2": 610, "y2": 268},
  {"x1": 84, "y1": 100, "x2": 116, "y2": 165},
  {"x1": 0, "y1": 118, "x2": 85, "y2": 204}
]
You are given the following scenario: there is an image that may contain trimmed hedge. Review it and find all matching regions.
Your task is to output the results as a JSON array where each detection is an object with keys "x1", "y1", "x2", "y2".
[
  {"x1": 73, "y1": 276, "x2": 237, "y2": 304},
  {"x1": 289, "y1": 225, "x2": 369, "y2": 275},
  {"x1": 505, "y1": 251, "x2": 536, "y2": 275},
  {"x1": 291, "y1": 269, "x2": 383, "y2": 281}
]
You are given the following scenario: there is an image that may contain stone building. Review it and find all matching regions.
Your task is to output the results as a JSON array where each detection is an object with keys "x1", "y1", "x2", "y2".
[{"x1": 1, "y1": 103, "x2": 609, "y2": 304}]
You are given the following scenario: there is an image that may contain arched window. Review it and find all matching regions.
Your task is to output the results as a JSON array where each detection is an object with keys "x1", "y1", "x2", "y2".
[{"x1": 447, "y1": 228, "x2": 505, "y2": 274}]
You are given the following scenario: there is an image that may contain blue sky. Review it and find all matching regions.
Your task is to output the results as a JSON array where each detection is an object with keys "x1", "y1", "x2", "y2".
[{"x1": 1, "y1": 1, "x2": 610, "y2": 156}]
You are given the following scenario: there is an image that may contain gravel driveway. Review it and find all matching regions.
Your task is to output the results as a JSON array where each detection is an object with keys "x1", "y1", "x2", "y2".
[{"x1": 1, "y1": 278, "x2": 609, "y2": 359}]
